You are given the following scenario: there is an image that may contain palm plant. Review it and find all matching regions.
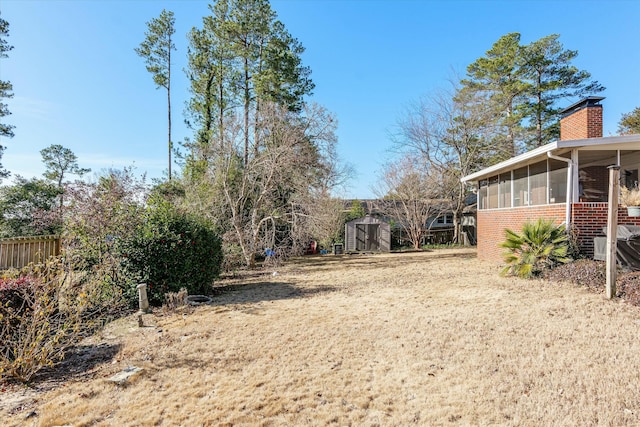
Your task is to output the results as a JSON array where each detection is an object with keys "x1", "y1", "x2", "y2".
[{"x1": 500, "y1": 218, "x2": 572, "y2": 278}]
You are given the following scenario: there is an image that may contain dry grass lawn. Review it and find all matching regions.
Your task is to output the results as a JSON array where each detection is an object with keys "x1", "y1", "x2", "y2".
[{"x1": 3, "y1": 248, "x2": 640, "y2": 426}]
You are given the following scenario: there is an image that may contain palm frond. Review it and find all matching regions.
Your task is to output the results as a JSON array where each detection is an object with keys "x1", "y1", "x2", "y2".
[{"x1": 500, "y1": 218, "x2": 573, "y2": 279}]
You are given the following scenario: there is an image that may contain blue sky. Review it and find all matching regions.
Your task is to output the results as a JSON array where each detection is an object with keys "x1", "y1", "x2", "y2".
[{"x1": 1, "y1": 0, "x2": 639, "y2": 198}]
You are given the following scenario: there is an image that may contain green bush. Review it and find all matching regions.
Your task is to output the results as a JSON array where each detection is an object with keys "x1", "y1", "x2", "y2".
[
  {"x1": 117, "y1": 202, "x2": 223, "y2": 306},
  {"x1": 500, "y1": 218, "x2": 572, "y2": 278}
]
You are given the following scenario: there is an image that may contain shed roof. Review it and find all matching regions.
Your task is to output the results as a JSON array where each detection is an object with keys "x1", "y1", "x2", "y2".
[
  {"x1": 461, "y1": 134, "x2": 640, "y2": 183},
  {"x1": 345, "y1": 215, "x2": 389, "y2": 226}
]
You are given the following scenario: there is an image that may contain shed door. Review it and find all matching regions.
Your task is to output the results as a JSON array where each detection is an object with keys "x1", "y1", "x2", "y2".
[
  {"x1": 356, "y1": 224, "x2": 367, "y2": 251},
  {"x1": 356, "y1": 223, "x2": 380, "y2": 251}
]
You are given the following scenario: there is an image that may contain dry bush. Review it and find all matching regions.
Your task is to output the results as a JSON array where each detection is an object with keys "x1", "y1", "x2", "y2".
[
  {"x1": 617, "y1": 272, "x2": 640, "y2": 306},
  {"x1": 162, "y1": 288, "x2": 188, "y2": 314},
  {"x1": 544, "y1": 259, "x2": 606, "y2": 292},
  {"x1": 0, "y1": 261, "x2": 88, "y2": 383},
  {"x1": 620, "y1": 186, "x2": 640, "y2": 207}
]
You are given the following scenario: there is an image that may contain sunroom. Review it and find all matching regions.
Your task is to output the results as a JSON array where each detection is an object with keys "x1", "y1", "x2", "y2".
[
  {"x1": 474, "y1": 137, "x2": 640, "y2": 213},
  {"x1": 461, "y1": 134, "x2": 640, "y2": 261}
]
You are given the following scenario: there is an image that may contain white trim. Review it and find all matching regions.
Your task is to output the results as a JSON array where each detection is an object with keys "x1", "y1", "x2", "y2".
[
  {"x1": 547, "y1": 152, "x2": 573, "y2": 230},
  {"x1": 461, "y1": 134, "x2": 640, "y2": 183}
]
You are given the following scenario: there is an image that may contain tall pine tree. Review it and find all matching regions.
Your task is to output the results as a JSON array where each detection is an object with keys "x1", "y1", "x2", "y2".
[
  {"x1": 462, "y1": 33, "x2": 527, "y2": 158},
  {"x1": 186, "y1": 0, "x2": 314, "y2": 169},
  {"x1": 0, "y1": 13, "x2": 14, "y2": 179},
  {"x1": 462, "y1": 32, "x2": 604, "y2": 156},
  {"x1": 135, "y1": 10, "x2": 176, "y2": 180},
  {"x1": 520, "y1": 34, "x2": 604, "y2": 149}
]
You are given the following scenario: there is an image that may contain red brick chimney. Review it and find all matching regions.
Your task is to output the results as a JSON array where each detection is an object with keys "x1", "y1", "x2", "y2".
[{"x1": 560, "y1": 96, "x2": 604, "y2": 140}]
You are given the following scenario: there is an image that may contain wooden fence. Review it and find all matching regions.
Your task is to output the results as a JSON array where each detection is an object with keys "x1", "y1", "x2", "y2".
[{"x1": 0, "y1": 235, "x2": 61, "y2": 270}]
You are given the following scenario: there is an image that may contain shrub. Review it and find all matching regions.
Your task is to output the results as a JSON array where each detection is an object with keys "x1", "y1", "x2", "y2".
[
  {"x1": 62, "y1": 169, "x2": 147, "y2": 311},
  {"x1": 500, "y1": 218, "x2": 572, "y2": 278},
  {"x1": 616, "y1": 272, "x2": 640, "y2": 307},
  {"x1": 0, "y1": 261, "x2": 88, "y2": 383},
  {"x1": 543, "y1": 259, "x2": 605, "y2": 292},
  {"x1": 116, "y1": 202, "x2": 223, "y2": 306}
]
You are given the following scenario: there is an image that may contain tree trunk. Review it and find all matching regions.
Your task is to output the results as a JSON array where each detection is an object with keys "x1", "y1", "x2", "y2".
[
  {"x1": 167, "y1": 40, "x2": 172, "y2": 180},
  {"x1": 244, "y1": 57, "x2": 250, "y2": 167}
]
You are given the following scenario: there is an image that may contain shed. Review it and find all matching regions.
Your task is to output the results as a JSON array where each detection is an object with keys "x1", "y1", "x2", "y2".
[{"x1": 344, "y1": 216, "x2": 391, "y2": 252}]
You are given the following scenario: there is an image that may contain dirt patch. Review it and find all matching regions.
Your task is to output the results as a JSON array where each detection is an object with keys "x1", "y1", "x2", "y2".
[{"x1": 2, "y1": 248, "x2": 640, "y2": 426}]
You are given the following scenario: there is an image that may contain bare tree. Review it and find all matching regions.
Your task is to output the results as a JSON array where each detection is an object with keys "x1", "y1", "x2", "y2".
[
  {"x1": 392, "y1": 82, "x2": 496, "y2": 243},
  {"x1": 374, "y1": 155, "x2": 447, "y2": 249},
  {"x1": 192, "y1": 102, "x2": 342, "y2": 267}
]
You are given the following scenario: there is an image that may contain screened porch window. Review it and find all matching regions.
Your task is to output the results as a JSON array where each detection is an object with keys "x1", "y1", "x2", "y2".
[
  {"x1": 499, "y1": 173, "x2": 511, "y2": 208},
  {"x1": 529, "y1": 161, "x2": 547, "y2": 205},
  {"x1": 479, "y1": 179, "x2": 488, "y2": 209},
  {"x1": 548, "y1": 159, "x2": 568, "y2": 203},
  {"x1": 513, "y1": 166, "x2": 527, "y2": 207},
  {"x1": 488, "y1": 176, "x2": 499, "y2": 209},
  {"x1": 478, "y1": 157, "x2": 570, "y2": 210}
]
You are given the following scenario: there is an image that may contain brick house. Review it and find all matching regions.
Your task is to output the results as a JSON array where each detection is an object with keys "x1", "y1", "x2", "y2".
[{"x1": 461, "y1": 97, "x2": 640, "y2": 261}]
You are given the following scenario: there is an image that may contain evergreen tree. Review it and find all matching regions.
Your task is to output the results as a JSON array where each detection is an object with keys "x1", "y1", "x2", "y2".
[
  {"x1": 40, "y1": 144, "x2": 90, "y2": 217},
  {"x1": 462, "y1": 32, "x2": 604, "y2": 156},
  {"x1": 40, "y1": 144, "x2": 91, "y2": 189},
  {"x1": 462, "y1": 33, "x2": 527, "y2": 158},
  {"x1": 618, "y1": 107, "x2": 640, "y2": 135},
  {"x1": 135, "y1": 10, "x2": 176, "y2": 180},
  {"x1": 520, "y1": 34, "x2": 604, "y2": 149},
  {"x1": 0, "y1": 176, "x2": 62, "y2": 237},
  {"x1": 186, "y1": 0, "x2": 314, "y2": 169}
]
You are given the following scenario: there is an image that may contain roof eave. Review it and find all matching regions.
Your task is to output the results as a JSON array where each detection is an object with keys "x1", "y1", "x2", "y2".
[
  {"x1": 461, "y1": 141, "x2": 558, "y2": 183},
  {"x1": 461, "y1": 134, "x2": 640, "y2": 183}
]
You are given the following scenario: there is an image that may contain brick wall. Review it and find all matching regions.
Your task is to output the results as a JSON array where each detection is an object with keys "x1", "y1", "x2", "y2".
[
  {"x1": 560, "y1": 105, "x2": 603, "y2": 140},
  {"x1": 477, "y1": 202, "x2": 640, "y2": 262},
  {"x1": 477, "y1": 205, "x2": 566, "y2": 261},
  {"x1": 571, "y1": 203, "x2": 640, "y2": 257}
]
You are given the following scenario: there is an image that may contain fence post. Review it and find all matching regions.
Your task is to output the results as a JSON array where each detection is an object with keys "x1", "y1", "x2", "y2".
[
  {"x1": 606, "y1": 165, "x2": 620, "y2": 299},
  {"x1": 137, "y1": 283, "x2": 151, "y2": 313}
]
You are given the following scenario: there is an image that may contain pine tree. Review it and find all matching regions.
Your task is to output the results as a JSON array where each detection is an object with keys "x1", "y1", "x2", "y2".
[
  {"x1": 618, "y1": 107, "x2": 640, "y2": 135},
  {"x1": 462, "y1": 33, "x2": 528, "y2": 158},
  {"x1": 462, "y1": 32, "x2": 604, "y2": 156},
  {"x1": 520, "y1": 34, "x2": 604, "y2": 149},
  {"x1": 135, "y1": 10, "x2": 176, "y2": 180},
  {"x1": 186, "y1": 0, "x2": 314, "y2": 168},
  {"x1": 0, "y1": 13, "x2": 14, "y2": 179}
]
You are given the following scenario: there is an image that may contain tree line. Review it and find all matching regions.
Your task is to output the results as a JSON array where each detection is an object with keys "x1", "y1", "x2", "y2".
[
  {"x1": 1, "y1": 6, "x2": 640, "y2": 258},
  {"x1": 378, "y1": 32, "x2": 638, "y2": 249},
  {"x1": 0, "y1": 2, "x2": 351, "y2": 270}
]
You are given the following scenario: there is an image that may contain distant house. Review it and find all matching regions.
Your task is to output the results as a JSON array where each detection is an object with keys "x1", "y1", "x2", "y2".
[
  {"x1": 344, "y1": 216, "x2": 391, "y2": 252},
  {"x1": 343, "y1": 198, "x2": 476, "y2": 247},
  {"x1": 461, "y1": 97, "x2": 640, "y2": 261}
]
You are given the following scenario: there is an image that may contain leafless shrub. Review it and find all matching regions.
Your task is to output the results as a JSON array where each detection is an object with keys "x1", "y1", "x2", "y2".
[
  {"x1": 163, "y1": 288, "x2": 189, "y2": 314},
  {"x1": 0, "y1": 260, "x2": 90, "y2": 383}
]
